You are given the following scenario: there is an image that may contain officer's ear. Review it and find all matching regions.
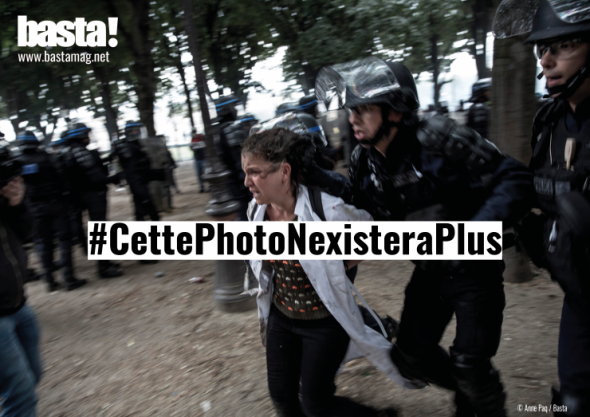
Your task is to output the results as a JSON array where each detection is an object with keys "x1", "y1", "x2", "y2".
[{"x1": 388, "y1": 109, "x2": 403, "y2": 123}]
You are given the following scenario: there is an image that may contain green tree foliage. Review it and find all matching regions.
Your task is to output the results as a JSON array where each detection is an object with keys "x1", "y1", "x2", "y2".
[
  {"x1": 463, "y1": 0, "x2": 494, "y2": 79},
  {"x1": 259, "y1": 0, "x2": 403, "y2": 94},
  {"x1": 396, "y1": 0, "x2": 469, "y2": 107},
  {"x1": 195, "y1": 0, "x2": 276, "y2": 103},
  {"x1": 0, "y1": 0, "x2": 134, "y2": 142},
  {"x1": 1, "y1": 0, "x2": 489, "y2": 140},
  {"x1": 0, "y1": 1, "x2": 84, "y2": 142}
]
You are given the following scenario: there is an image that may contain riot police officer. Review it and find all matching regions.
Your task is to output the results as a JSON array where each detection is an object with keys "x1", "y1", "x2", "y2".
[
  {"x1": 111, "y1": 121, "x2": 160, "y2": 222},
  {"x1": 214, "y1": 95, "x2": 252, "y2": 220},
  {"x1": 316, "y1": 58, "x2": 534, "y2": 416},
  {"x1": 16, "y1": 131, "x2": 87, "y2": 292},
  {"x1": 297, "y1": 95, "x2": 340, "y2": 164},
  {"x1": 59, "y1": 123, "x2": 123, "y2": 279},
  {"x1": 53, "y1": 131, "x2": 87, "y2": 254},
  {"x1": 494, "y1": 1, "x2": 590, "y2": 414},
  {"x1": 466, "y1": 78, "x2": 491, "y2": 139}
]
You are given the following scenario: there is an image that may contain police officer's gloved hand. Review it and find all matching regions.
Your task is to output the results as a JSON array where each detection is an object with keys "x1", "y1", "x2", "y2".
[
  {"x1": 556, "y1": 191, "x2": 590, "y2": 239},
  {"x1": 514, "y1": 212, "x2": 547, "y2": 268},
  {"x1": 416, "y1": 115, "x2": 502, "y2": 175}
]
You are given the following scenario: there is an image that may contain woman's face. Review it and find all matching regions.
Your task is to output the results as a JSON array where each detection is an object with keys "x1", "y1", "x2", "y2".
[{"x1": 242, "y1": 154, "x2": 290, "y2": 205}]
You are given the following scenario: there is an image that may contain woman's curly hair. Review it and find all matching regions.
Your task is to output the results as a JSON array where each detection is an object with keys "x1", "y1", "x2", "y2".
[{"x1": 241, "y1": 128, "x2": 317, "y2": 197}]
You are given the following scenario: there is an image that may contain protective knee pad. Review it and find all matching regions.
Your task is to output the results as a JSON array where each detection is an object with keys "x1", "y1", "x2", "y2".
[
  {"x1": 390, "y1": 343, "x2": 457, "y2": 390},
  {"x1": 551, "y1": 387, "x2": 590, "y2": 416},
  {"x1": 450, "y1": 347, "x2": 506, "y2": 417}
]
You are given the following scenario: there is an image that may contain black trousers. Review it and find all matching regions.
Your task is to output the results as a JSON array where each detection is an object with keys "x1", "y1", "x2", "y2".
[
  {"x1": 78, "y1": 190, "x2": 117, "y2": 273},
  {"x1": 128, "y1": 179, "x2": 159, "y2": 221},
  {"x1": 396, "y1": 264, "x2": 505, "y2": 360},
  {"x1": 558, "y1": 296, "x2": 590, "y2": 395},
  {"x1": 266, "y1": 305, "x2": 380, "y2": 417},
  {"x1": 79, "y1": 190, "x2": 108, "y2": 221},
  {"x1": 32, "y1": 199, "x2": 75, "y2": 282}
]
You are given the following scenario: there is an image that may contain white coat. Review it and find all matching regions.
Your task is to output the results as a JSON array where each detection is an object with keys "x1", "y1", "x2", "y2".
[{"x1": 246, "y1": 185, "x2": 424, "y2": 390}]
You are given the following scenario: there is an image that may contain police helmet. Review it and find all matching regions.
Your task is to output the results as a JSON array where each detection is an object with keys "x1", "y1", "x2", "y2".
[
  {"x1": 239, "y1": 113, "x2": 258, "y2": 125},
  {"x1": 468, "y1": 78, "x2": 492, "y2": 102},
  {"x1": 526, "y1": 0, "x2": 590, "y2": 44},
  {"x1": 124, "y1": 121, "x2": 144, "y2": 140},
  {"x1": 275, "y1": 102, "x2": 299, "y2": 116},
  {"x1": 16, "y1": 130, "x2": 40, "y2": 151},
  {"x1": 214, "y1": 95, "x2": 241, "y2": 121},
  {"x1": 64, "y1": 123, "x2": 91, "y2": 142},
  {"x1": 238, "y1": 114, "x2": 258, "y2": 132},
  {"x1": 316, "y1": 57, "x2": 420, "y2": 116},
  {"x1": 494, "y1": 0, "x2": 590, "y2": 42},
  {"x1": 0, "y1": 136, "x2": 22, "y2": 187},
  {"x1": 299, "y1": 95, "x2": 319, "y2": 116},
  {"x1": 250, "y1": 112, "x2": 328, "y2": 148},
  {"x1": 493, "y1": 0, "x2": 590, "y2": 99}
]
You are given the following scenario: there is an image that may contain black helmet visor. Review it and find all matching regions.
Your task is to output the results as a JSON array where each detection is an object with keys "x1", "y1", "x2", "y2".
[{"x1": 494, "y1": 0, "x2": 590, "y2": 40}]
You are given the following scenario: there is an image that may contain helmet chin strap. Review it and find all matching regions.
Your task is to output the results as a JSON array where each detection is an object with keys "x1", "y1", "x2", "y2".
[
  {"x1": 542, "y1": 51, "x2": 590, "y2": 99},
  {"x1": 362, "y1": 106, "x2": 401, "y2": 147}
]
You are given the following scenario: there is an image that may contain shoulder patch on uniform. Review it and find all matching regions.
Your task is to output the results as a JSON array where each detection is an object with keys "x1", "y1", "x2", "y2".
[{"x1": 21, "y1": 163, "x2": 39, "y2": 175}]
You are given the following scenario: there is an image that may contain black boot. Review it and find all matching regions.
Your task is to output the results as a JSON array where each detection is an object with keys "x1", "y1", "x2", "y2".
[
  {"x1": 65, "y1": 277, "x2": 88, "y2": 291},
  {"x1": 551, "y1": 386, "x2": 590, "y2": 416},
  {"x1": 45, "y1": 274, "x2": 61, "y2": 292},
  {"x1": 98, "y1": 260, "x2": 123, "y2": 278},
  {"x1": 450, "y1": 347, "x2": 507, "y2": 417},
  {"x1": 454, "y1": 390, "x2": 476, "y2": 417},
  {"x1": 25, "y1": 268, "x2": 41, "y2": 283},
  {"x1": 390, "y1": 343, "x2": 457, "y2": 390}
]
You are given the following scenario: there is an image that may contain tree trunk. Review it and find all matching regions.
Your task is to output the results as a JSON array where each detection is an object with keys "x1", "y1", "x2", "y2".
[
  {"x1": 93, "y1": 65, "x2": 120, "y2": 140},
  {"x1": 176, "y1": 60, "x2": 196, "y2": 129},
  {"x1": 431, "y1": 35, "x2": 440, "y2": 107},
  {"x1": 162, "y1": 24, "x2": 196, "y2": 130},
  {"x1": 182, "y1": 0, "x2": 212, "y2": 138},
  {"x1": 130, "y1": 1, "x2": 157, "y2": 137},
  {"x1": 105, "y1": 0, "x2": 157, "y2": 137},
  {"x1": 470, "y1": 0, "x2": 492, "y2": 79},
  {"x1": 10, "y1": 118, "x2": 20, "y2": 137},
  {"x1": 490, "y1": 31, "x2": 537, "y2": 283},
  {"x1": 489, "y1": 34, "x2": 536, "y2": 163}
]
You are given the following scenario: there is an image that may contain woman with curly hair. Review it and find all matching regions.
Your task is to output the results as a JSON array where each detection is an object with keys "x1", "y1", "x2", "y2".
[{"x1": 242, "y1": 128, "x2": 419, "y2": 417}]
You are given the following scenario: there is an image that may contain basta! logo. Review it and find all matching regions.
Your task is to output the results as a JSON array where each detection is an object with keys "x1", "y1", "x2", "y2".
[{"x1": 17, "y1": 16, "x2": 118, "y2": 48}]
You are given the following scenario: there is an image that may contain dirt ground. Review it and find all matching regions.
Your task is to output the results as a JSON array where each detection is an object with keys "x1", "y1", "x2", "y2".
[{"x1": 22, "y1": 161, "x2": 564, "y2": 417}]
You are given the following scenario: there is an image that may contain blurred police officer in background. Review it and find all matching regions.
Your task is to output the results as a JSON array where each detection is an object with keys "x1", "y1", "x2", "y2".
[
  {"x1": 57, "y1": 123, "x2": 123, "y2": 279},
  {"x1": 317, "y1": 57, "x2": 534, "y2": 417},
  {"x1": 110, "y1": 121, "x2": 160, "y2": 222},
  {"x1": 215, "y1": 95, "x2": 252, "y2": 220},
  {"x1": 494, "y1": 1, "x2": 590, "y2": 414},
  {"x1": 0, "y1": 133, "x2": 42, "y2": 417},
  {"x1": 466, "y1": 78, "x2": 491, "y2": 139},
  {"x1": 298, "y1": 94, "x2": 340, "y2": 164},
  {"x1": 15, "y1": 131, "x2": 86, "y2": 292}
]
